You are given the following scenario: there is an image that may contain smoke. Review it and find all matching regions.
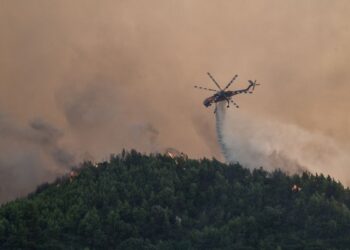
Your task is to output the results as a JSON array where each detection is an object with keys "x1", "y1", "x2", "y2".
[
  {"x1": 131, "y1": 123, "x2": 160, "y2": 152},
  {"x1": 29, "y1": 119, "x2": 75, "y2": 166},
  {"x1": 0, "y1": 115, "x2": 74, "y2": 202},
  {"x1": 1, "y1": 0, "x2": 350, "y2": 202},
  {"x1": 216, "y1": 103, "x2": 350, "y2": 185}
]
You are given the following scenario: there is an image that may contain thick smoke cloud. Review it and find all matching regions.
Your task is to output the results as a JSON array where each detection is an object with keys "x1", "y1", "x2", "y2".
[
  {"x1": 217, "y1": 103, "x2": 350, "y2": 185},
  {"x1": 1, "y1": 0, "x2": 350, "y2": 202}
]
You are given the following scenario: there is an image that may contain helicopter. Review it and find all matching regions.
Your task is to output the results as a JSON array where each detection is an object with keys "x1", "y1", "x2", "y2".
[{"x1": 194, "y1": 72, "x2": 260, "y2": 113}]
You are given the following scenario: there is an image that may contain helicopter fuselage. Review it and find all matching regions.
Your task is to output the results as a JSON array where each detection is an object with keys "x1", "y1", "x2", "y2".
[{"x1": 203, "y1": 91, "x2": 235, "y2": 107}]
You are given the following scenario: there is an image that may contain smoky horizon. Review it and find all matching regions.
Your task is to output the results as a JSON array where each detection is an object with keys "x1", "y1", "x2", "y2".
[{"x1": 1, "y1": 0, "x2": 350, "y2": 203}]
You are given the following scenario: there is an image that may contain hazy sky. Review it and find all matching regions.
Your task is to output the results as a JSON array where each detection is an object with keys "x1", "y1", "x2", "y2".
[{"x1": 1, "y1": 0, "x2": 350, "y2": 202}]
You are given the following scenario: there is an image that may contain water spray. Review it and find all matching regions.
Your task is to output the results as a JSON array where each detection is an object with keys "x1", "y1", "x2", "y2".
[{"x1": 215, "y1": 102, "x2": 231, "y2": 162}]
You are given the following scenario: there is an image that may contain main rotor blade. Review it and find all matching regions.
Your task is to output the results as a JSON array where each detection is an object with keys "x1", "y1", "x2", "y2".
[
  {"x1": 230, "y1": 99, "x2": 240, "y2": 108},
  {"x1": 194, "y1": 85, "x2": 217, "y2": 92},
  {"x1": 207, "y1": 72, "x2": 222, "y2": 90},
  {"x1": 224, "y1": 74, "x2": 238, "y2": 90}
]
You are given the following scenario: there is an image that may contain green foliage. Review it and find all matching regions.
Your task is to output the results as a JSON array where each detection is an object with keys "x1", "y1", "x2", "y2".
[{"x1": 1, "y1": 150, "x2": 350, "y2": 249}]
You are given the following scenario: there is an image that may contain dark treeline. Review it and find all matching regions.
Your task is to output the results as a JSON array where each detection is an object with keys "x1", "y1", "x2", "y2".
[{"x1": 1, "y1": 150, "x2": 350, "y2": 249}]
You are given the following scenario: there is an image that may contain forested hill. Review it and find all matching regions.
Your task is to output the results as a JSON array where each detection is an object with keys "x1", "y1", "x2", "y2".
[{"x1": 1, "y1": 151, "x2": 350, "y2": 249}]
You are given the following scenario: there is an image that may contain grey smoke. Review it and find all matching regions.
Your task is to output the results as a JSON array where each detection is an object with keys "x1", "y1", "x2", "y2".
[
  {"x1": 29, "y1": 118, "x2": 75, "y2": 167},
  {"x1": 0, "y1": 116, "x2": 74, "y2": 203},
  {"x1": 131, "y1": 123, "x2": 160, "y2": 152},
  {"x1": 215, "y1": 104, "x2": 350, "y2": 184}
]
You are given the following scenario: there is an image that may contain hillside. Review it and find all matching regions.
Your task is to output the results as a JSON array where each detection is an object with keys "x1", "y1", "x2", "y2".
[{"x1": 1, "y1": 150, "x2": 350, "y2": 249}]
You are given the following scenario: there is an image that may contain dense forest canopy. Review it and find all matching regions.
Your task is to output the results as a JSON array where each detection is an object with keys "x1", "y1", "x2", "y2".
[{"x1": 1, "y1": 150, "x2": 350, "y2": 249}]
